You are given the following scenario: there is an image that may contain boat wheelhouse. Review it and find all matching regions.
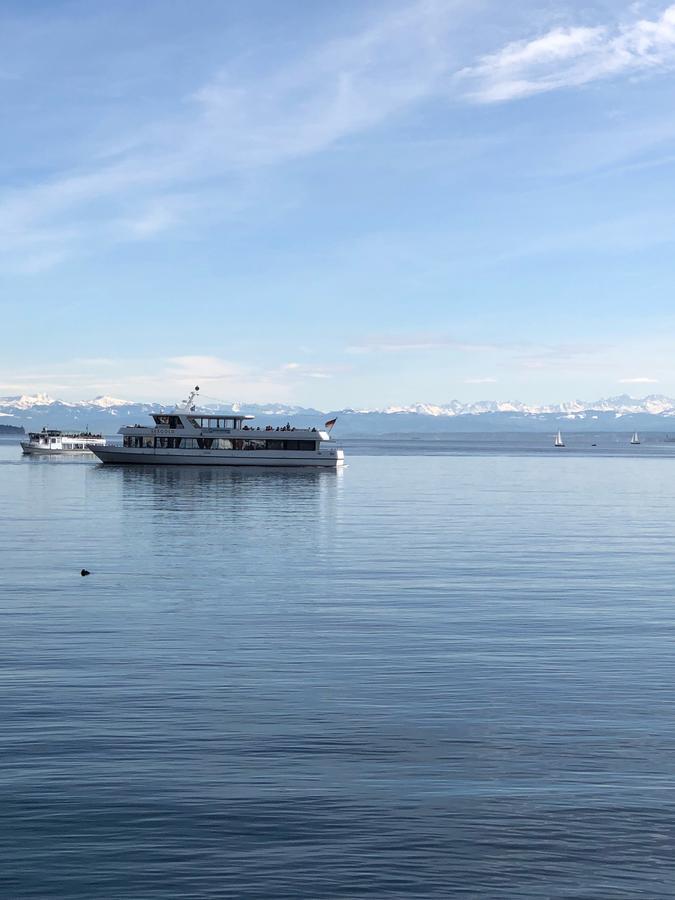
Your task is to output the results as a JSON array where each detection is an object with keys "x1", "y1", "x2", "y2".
[
  {"x1": 91, "y1": 388, "x2": 344, "y2": 468},
  {"x1": 21, "y1": 429, "x2": 107, "y2": 455}
]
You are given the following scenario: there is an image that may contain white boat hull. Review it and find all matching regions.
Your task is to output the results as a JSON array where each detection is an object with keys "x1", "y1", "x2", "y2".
[
  {"x1": 91, "y1": 446, "x2": 343, "y2": 468},
  {"x1": 21, "y1": 443, "x2": 97, "y2": 456}
]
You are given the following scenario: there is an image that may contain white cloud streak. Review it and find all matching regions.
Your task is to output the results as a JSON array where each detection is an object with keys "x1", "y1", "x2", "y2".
[
  {"x1": 464, "y1": 376, "x2": 498, "y2": 384},
  {"x1": 346, "y1": 334, "x2": 502, "y2": 353},
  {"x1": 460, "y1": 4, "x2": 675, "y2": 102},
  {"x1": 619, "y1": 376, "x2": 660, "y2": 383}
]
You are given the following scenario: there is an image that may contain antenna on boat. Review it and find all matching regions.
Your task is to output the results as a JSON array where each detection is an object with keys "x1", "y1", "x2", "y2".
[{"x1": 181, "y1": 385, "x2": 200, "y2": 412}]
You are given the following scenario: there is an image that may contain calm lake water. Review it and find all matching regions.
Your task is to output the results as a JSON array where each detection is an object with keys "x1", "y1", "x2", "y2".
[{"x1": 3, "y1": 434, "x2": 675, "y2": 898}]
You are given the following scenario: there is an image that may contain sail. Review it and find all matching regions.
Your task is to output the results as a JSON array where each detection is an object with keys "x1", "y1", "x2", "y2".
[
  {"x1": 631, "y1": 432, "x2": 640, "y2": 444},
  {"x1": 554, "y1": 431, "x2": 564, "y2": 447}
]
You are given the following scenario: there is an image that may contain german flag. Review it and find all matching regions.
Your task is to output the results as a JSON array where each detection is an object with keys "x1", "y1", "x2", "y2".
[{"x1": 324, "y1": 418, "x2": 337, "y2": 432}]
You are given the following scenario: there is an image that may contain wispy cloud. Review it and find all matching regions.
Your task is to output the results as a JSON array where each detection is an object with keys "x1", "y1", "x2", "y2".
[
  {"x1": 346, "y1": 334, "x2": 502, "y2": 354},
  {"x1": 347, "y1": 335, "x2": 613, "y2": 377},
  {"x1": 0, "y1": 0, "x2": 466, "y2": 273},
  {"x1": 0, "y1": 353, "x2": 340, "y2": 403},
  {"x1": 460, "y1": 4, "x2": 675, "y2": 103},
  {"x1": 167, "y1": 355, "x2": 335, "y2": 397},
  {"x1": 492, "y1": 340, "x2": 619, "y2": 378},
  {"x1": 619, "y1": 376, "x2": 660, "y2": 384},
  {"x1": 191, "y1": 0, "x2": 460, "y2": 167},
  {"x1": 279, "y1": 362, "x2": 334, "y2": 379},
  {"x1": 8, "y1": 1, "x2": 675, "y2": 275}
]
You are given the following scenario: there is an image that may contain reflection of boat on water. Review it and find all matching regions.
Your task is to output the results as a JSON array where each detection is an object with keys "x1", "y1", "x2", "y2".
[
  {"x1": 21, "y1": 428, "x2": 106, "y2": 455},
  {"x1": 554, "y1": 430, "x2": 565, "y2": 448},
  {"x1": 111, "y1": 459, "x2": 342, "y2": 555},
  {"x1": 91, "y1": 387, "x2": 344, "y2": 468},
  {"x1": 630, "y1": 432, "x2": 640, "y2": 445}
]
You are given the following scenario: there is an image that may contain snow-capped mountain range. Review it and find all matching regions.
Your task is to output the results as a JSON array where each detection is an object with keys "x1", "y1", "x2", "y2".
[
  {"x1": 2, "y1": 393, "x2": 134, "y2": 411},
  {"x1": 371, "y1": 395, "x2": 675, "y2": 417},
  {"x1": 3, "y1": 393, "x2": 675, "y2": 434}
]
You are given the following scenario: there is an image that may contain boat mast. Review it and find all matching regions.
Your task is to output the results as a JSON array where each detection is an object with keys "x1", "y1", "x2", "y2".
[{"x1": 180, "y1": 385, "x2": 200, "y2": 412}]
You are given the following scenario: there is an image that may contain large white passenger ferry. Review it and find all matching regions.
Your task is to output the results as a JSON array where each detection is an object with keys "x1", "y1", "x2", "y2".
[
  {"x1": 22, "y1": 429, "x2": 107, "y2": 455},
  {"x1": 91, "y1": 389, "x2": 344, "y2": 468}
]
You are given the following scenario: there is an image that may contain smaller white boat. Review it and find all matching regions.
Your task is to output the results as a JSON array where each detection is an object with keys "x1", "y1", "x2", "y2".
[
  {"x1": 630, "y1": 432, "x2": 640, "y2": 445},
  {"x1": 554, "y1": 430, "x2": 565, "y2": 448},
  {"x1": 21, "y1": 428, "x2": 106, "y2": 455}
]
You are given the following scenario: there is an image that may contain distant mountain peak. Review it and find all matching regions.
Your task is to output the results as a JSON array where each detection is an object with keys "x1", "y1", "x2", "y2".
[
  {"x1": 87, "y1": 396, "x2": 134, "y2": 408},
  {"x1": 0, "y1": 393, "x2": 58, "y2": 409}
]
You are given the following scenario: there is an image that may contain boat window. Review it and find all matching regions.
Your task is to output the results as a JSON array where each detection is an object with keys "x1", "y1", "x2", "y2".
[
  {"x1": 264, "y1": 440, "x2": 315, "y2": 451},
  {"x1": 168, "y1": 416, "x2": 184, "y2": 429},
  {"x1": 217, "y1": 439, "x2": 320, "y2": 451},
  {"x1": 155, "y1": 416, "x2": 170, "y2": 426}
]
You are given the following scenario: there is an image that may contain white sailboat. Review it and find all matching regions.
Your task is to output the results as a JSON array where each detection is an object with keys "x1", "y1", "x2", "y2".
[
  {"x1": 554, "y1": 430, "x2": 565, "y2": 448},
  {"x1": 631, "y1": 432, "x2": 640, "y2": 445}
]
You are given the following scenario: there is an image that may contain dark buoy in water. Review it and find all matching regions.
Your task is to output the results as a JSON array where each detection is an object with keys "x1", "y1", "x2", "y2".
[{"x1": 81, "y1": 569, "x2": 91, "y2": 577}]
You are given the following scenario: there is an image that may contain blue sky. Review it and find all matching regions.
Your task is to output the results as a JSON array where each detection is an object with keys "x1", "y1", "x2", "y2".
[{"x1": 3, "y1": 0, "x2": 675, "y2": 406}]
